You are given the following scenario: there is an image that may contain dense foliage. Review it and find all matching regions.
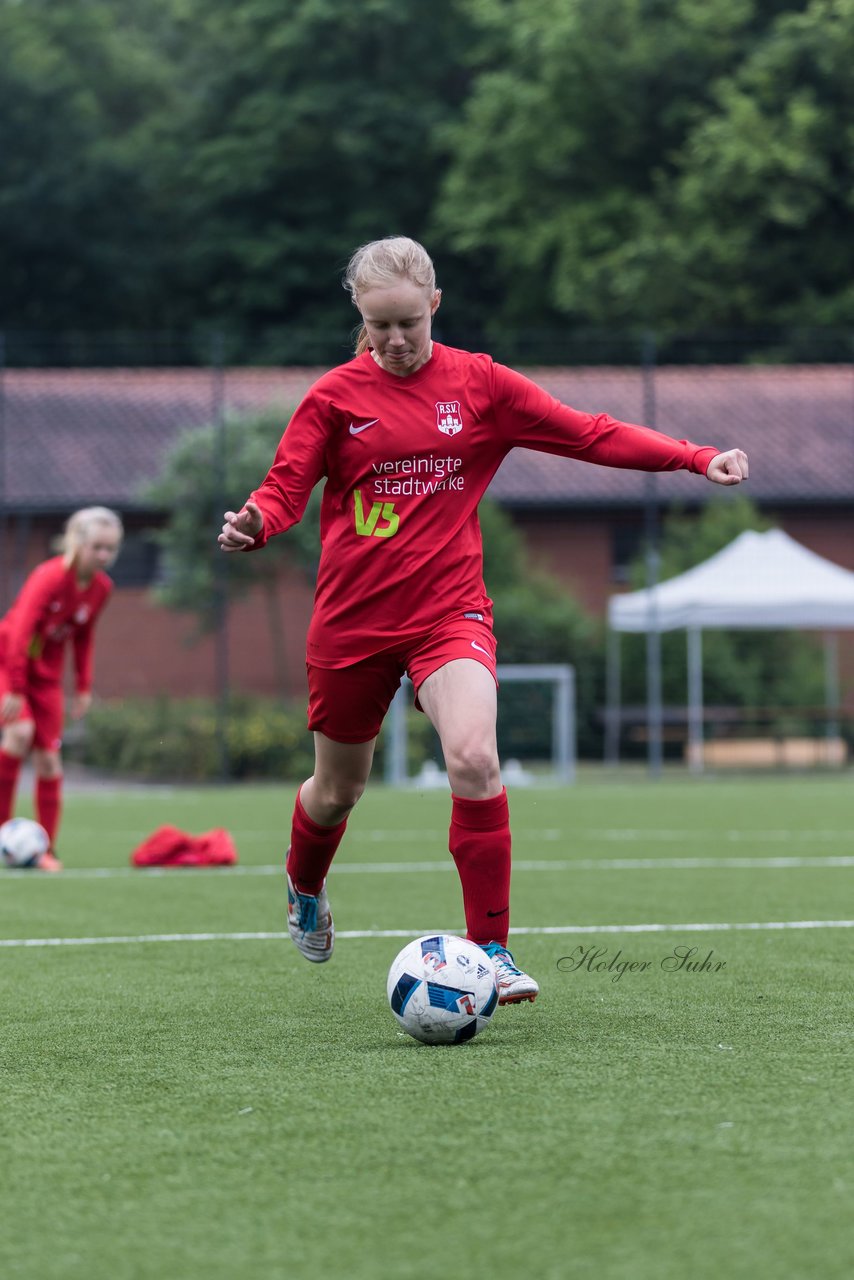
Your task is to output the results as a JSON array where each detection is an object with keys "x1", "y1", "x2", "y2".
[{"x1": 2, "y1": 0, "x2": 852, "y2": 352}]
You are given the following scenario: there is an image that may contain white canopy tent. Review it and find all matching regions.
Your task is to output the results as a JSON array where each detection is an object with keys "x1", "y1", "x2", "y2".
[{"x1": 605, "y1": 529, "x2": 854, "y2": 770}]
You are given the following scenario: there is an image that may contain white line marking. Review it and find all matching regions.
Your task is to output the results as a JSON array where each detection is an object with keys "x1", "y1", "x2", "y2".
[
  {"x1": 56, "y1": 826, "x2": 854, "y2": 840},
  {"x1": 4, "y1": 855, "x2": 854, "y2": 880},
  {"x1": 2, "y1": 921, "x2": 852, "y2": 948},
  {"x1": 354, "y1": 828, "x2": 854, "y2": 844}
]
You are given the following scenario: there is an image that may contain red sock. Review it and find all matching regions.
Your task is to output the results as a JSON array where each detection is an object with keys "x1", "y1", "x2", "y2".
[
  {"x1": 0, "y1": 747, "x2": 23, "y2": 824},
  {"x1": 449, "y1": 788, "x2": 512, "y2": 948},
  {"x1": 36, "y1": 776, "x2": 62, "y2": 845},
  {"x1": 0, "y1": 750, "x2": 23, "y2": 824},
  {"x1": 286, "y1": 790, "x2": 348, "y2": 894}
]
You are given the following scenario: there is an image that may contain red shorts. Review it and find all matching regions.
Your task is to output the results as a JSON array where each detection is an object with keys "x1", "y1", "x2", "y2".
[
  {"x1": 0, "y1": 670, "x2": 64, "y2": 751},
  {"x1": 306, "y1": 616, "x2": 498, "y2": 743}
]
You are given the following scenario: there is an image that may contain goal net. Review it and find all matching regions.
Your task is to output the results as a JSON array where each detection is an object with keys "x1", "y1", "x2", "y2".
[{"x1": 383, "y1": 663, "x2": 576, "y2": 787}]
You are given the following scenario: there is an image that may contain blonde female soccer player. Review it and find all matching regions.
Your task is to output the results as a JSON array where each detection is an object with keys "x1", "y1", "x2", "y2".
[
  {"x1": 220, "y1": 237, "x2": 748, "y2": 1002},
  {"x1": 0, "y1": 506, "x2": 123, "y2": 869}
]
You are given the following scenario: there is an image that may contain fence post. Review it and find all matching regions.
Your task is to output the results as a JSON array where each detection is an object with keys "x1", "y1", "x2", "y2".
[
  {"x1": 642, "y1": 331, "x2": 663, "y2": 778},
  {"x1": 211, "y1": 331, "x2": 230, "y2": 779}
]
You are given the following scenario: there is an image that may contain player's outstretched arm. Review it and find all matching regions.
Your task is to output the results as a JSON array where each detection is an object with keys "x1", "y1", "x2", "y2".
[
  {"x1": 706, "y1": 449, "x2": 749, "y2": 486},
  {"x1": 219, "y1": 500, "x2": 264, "y2": 552}
]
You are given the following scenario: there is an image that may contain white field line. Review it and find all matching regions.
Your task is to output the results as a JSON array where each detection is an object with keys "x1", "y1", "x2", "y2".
[
  {"x1": 4, "y1": 855, "x2": 854, "y2": 881},
  {"x1": 64, "y1": 827, "x2": 854, "y2": 844},
  {"x1": 1, "y1": 920, "x2": 853, "y2": 949}
]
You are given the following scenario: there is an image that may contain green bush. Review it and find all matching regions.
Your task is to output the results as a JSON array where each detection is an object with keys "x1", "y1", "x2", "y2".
[
  {"x1": 69, "y1": 696, "x2": 317, "y2": 782},
  {"x1": 68, "y1": 694, "x2": 440, "y2": 782}
]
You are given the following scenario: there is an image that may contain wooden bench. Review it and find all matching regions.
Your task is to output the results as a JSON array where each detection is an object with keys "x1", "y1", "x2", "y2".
[{"x1": 688, "y1": 737, "x2": 848, "y2": 768}]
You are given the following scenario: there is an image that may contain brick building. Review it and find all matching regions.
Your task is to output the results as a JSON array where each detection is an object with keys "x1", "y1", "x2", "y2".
[{"x1": 3, "y1": 363, "x2": 853, "y2": 705}]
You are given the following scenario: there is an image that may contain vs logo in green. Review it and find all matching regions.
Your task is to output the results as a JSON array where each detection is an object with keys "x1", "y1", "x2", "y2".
[{"x1": 354, "y1": 489, "x2": 399, "y2": 538}]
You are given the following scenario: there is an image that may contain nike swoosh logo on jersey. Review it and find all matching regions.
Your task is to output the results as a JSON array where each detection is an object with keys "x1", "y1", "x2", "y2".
[
  {"x1": 349, "y1": 418, "x2": 380, "y2": 435},
  {"x1": 471, "y1": 640, "x2": 491, "y2": 657}
]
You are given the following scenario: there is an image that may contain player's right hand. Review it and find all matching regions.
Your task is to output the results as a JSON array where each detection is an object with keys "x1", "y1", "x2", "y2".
[{"x1": 218, "y1": 500, "x2": 264, "y2": 551}]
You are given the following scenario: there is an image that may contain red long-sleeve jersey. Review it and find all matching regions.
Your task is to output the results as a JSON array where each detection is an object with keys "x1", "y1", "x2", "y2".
[
  {"x1": 250, "y1": 343, "x2": 719, "y2": 666},
  {"x1": 0, "y1": 556, "x2": 112, "y2": 692}
]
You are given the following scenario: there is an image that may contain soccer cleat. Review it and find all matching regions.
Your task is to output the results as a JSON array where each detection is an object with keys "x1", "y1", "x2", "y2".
[
  {"x1": 483, "y1": 942, "x2": 539, "y2": 1004},
  {"x1": 286, "y1": 862, "x2": 334, "y2": 963},
  {"x1": 36, "y1": 849, "x2": 63, "y2": 873}
]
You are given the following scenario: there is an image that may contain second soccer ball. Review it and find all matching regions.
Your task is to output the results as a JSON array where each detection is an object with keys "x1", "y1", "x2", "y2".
[{"x1": 0, "y1": 817, "x2": 50, "y2": 868}]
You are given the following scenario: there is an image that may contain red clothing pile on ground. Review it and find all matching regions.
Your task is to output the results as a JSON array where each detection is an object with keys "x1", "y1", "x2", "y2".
[{"x1": 130, "y1": 826, "x2": 238, "y2": 868}]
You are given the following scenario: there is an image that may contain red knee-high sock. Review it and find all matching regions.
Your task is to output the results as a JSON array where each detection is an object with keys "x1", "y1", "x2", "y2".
[
  {"x1": 286, "y1": 789, "x2": 348, "y2": 895},
  {"x1": 449, "y1": 788, "x2": 512, "y2": 948},
  {"x1": 35, "y1": 776, "x2": 62, "y2": 845},
  {"x1": 0, "y1": 750, "x2": 23, "y2": 824}
]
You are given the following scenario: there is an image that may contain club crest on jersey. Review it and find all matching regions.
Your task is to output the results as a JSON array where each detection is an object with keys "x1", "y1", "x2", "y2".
[{"x1": 435, "y1": 401, "x2": 463, "y2": 436}]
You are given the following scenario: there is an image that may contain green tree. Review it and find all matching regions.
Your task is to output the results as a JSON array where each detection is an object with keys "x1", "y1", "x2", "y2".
[
  {"x1": 145, "y1": 411, "x2": 321, "y2": 692},
  {"x1": 630, "y1": 0, "x2": 854, "y2": 329},
  {"x1": 435, "y1": 0, "x2": 853, "y2": 335},
  {"x1": 0, "y1": 0, "x2": 185, "y2": 330},
  {"x1": 0, "y1": 0, "x2": 479, "y2": 343},
  {"x1": 150, "y1": 0, "x2": 479, "y2": 341}
]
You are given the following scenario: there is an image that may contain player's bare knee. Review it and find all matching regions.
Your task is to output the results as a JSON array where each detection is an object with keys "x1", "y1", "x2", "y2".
[
  {"x1": 314, "y1": 777, "x2": 366, "y2": 819},
  {"x1": 33, "y1": 750, "x2": 63, "y2": 780},
  {"x1": 2, "y1": 722, "x2": 34, "y2": 757},
  {"x1": 445, "y1": 744, "x2": 500, "y2": 796}
]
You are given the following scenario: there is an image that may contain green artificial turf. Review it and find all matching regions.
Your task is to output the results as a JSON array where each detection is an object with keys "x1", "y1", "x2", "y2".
[{"x1": 1, "y1": 774, "x2": 852, "y2": 1279}]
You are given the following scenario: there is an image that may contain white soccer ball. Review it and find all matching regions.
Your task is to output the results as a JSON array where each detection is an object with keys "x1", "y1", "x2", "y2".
[
  {"x1": 387, "y1": 934, "x2": 499, "y2": 1045},
  {"x1": 0, "y1": 817, "x2": 50, "y2": 868}
]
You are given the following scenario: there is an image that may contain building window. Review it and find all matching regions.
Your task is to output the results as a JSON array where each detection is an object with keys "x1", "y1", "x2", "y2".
[
  {"x1": 611, "y1": 523, "x2": 644, "y2": 585},
  {"x1": 110, "y1": 533, "x2": 161, "y2": 588}
]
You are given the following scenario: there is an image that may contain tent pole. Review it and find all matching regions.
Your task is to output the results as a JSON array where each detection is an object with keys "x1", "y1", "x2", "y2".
[
  {"x1": 643, "y1": 475, "x2": 663, "y2": 779},
  {"x1": 641, "y1": 336, "x2": 663, "y2": 779},
  {"x1": 824, "y1": 631, "x2": 840, "y2": 741},
  {"x1": 605, "y1": 628, "x2": 621, "y2": 767},
  {"x1": 687, "y1": 627, "x2": 704, "y2": 773},
  {"x1": 646, "y1": 621, "x2": 663, "y2": 778}
]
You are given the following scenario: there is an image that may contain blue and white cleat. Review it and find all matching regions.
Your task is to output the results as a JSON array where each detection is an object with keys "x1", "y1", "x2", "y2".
[
  {"x1": 483, "y1": 942, "x2": 539, "y2": 1004},
  {"x1": 286, "y1": 862, "x2": 334, "y2": 963}
]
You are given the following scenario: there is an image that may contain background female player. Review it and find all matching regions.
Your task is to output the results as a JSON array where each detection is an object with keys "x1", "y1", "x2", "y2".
[
  {"x1": 219, "y1": 236, "x2": 748, "y2": 1003},
  {"x1": 0, "y1": 506, "x2": 123, "y2": 870}
]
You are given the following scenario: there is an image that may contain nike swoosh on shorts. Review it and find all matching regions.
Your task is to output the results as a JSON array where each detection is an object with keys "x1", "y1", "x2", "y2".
[
  {"x1": 470, "y1": 640, "x2": 491, "y2": 657},
  {"x1": 349, "y1": 418, "x2": 379, "y2": 435}
]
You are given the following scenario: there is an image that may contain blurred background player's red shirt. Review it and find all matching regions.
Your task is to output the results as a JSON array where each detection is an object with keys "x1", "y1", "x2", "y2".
[{"x1": 0, "y1": 556, "x2": 112, "y2": 693}]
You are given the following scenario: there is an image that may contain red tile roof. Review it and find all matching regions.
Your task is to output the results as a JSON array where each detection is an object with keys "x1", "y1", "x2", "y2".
[{"x1": 3, "y1": 364, "x2": 852, "y2": 510}]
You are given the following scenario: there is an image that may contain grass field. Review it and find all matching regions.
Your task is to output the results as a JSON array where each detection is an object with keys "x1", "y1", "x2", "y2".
[{"x1": 2, "y1": 771, "x2": 852, "y2": 1280}]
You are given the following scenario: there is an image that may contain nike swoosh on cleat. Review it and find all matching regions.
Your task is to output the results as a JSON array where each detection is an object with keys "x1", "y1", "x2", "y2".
[
  {"x1": 470, "y1": 640, "x2": 491, "y2": 656},
  {"x1": 486, "y1": 907, "x2": 509, "y2": 917},
  {"x1": 349, "y1": 418, "x2": 380, "y2": 435}
]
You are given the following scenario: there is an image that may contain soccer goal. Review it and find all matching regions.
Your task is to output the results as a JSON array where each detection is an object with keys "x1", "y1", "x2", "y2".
[{"x1": 383, "y1": 663, "x2": 576, "y2": 787}]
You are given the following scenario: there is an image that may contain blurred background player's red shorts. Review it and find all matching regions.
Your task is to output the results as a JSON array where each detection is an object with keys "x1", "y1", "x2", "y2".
[
  {"x1": 0, "y1": 669, "x2": 64, "y2": 750},
  {"x1": 306, "y1": 615, "x2": 498, "y2": 743}
]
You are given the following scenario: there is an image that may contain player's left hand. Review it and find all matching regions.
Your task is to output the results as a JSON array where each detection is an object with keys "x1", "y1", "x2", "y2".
[
  {"x1": 71, "y1": 692, "x2": 92, "y2": 720},
  {"x1": 706, "y1": 449, "x2": 749, "y2": 485}
]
